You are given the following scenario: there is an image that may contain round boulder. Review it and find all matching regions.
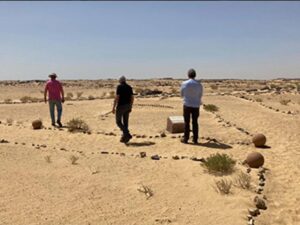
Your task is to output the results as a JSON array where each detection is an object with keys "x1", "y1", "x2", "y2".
[
  {"x1": 245, "y1": 152, "x2": 264, "y2": 168},
  {"x1": 32, "y1": 119, "x2": 43, "y2": 130},
  {"x1": 252, "y1": 134, "x2": 266, "y2": 147}
]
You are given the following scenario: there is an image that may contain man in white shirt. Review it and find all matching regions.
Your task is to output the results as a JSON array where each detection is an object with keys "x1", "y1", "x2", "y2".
[{"x1": 180, "y1": 69, "x2": 203, "y2": 144}]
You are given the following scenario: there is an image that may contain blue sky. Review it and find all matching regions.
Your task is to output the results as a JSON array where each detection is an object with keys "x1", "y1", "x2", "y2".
[{"x1": 0, "y1": 1, "x2": 300, "y2": 80}]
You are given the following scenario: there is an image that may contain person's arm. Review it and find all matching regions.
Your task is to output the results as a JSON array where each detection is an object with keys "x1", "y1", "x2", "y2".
[
  {"x1": 180, "y1": 83, "x2": 185, "y2": 97},
  {"x1": 112, "y1": 95, "x2": 120, "y2": 114},
  {"x1": 44, "y1": 85, "x2": 48, "y2": 103},
  {"x1": 60, "y1": 84, "x2": 65, "y2": 103},
  {"x1": 131, "y1": 95, "x2": 134, "y2": 105}
]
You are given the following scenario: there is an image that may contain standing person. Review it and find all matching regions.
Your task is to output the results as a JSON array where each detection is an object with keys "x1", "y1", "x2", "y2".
[
  {"x1": 180, "y1": 69, "x2": 203, "y2": 144},
  {"x1": 112, "y1": 76, "x2": 134, "y2": 143},
  {"x1": 44, "y1": 73, "x2": 65, "y2": 127}
]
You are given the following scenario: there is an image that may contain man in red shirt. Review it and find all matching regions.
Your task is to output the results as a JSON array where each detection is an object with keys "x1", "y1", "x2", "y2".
[{"x1": 44, "y1": 73, "x2": 65, "y2": 127}]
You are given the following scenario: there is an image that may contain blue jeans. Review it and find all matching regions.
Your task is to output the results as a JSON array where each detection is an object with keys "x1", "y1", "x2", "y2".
[{"x1": 49, "y1": 100, "x2": 62, "y2": 124}]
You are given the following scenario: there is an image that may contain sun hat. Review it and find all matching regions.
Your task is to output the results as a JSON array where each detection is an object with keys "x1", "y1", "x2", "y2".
[{"x1": 48, "y1": 73, "x2": 57, "y2": 78}]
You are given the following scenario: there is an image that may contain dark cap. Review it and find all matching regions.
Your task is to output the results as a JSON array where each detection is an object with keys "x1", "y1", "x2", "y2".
[{"x1": 48, "y1": 73, "x2": 57, "y2": 78}]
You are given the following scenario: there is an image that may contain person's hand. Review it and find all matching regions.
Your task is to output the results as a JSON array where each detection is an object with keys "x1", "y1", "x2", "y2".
[
  {"x1": 44, "y1": 99, "x2": 47, "y2": 104},
  {"x1": 61, "y1": 98, "x2": 65, "y2": 103},
  {"x1": 112, "y1": 108, "x2": 115, "y2": 114}
]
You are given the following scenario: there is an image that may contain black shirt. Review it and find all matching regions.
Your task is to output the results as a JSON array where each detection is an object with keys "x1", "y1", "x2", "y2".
[{"x1": 116, "y1": 82, "x2": 133, "y2": 106}]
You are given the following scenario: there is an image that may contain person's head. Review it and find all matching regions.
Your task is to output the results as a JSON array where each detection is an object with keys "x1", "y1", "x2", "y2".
[
  {"x1": 48, "y1": 73, "x2": 57, "y2": 80},
  {"x1": 119, "y1": 76, "x2": 126, "y2": 84},
  {"x1": 187, "y1": 69, "x2": 196, "y2": 79}
]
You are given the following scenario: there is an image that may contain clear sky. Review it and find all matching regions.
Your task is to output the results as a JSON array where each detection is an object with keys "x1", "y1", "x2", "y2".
[{"x1": 0, "y1": 1, "x2": 300, "y2": 80}]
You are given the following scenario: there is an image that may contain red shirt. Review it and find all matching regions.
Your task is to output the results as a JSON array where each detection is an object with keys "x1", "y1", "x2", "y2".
[{"x1": 45, "y1": 80, "x2": 63, "y2": 101}]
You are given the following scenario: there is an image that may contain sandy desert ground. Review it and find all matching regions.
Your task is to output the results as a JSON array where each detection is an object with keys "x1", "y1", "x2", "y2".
[{"x1": 0, "y1": 78, "x2": 299, "y2": 225}]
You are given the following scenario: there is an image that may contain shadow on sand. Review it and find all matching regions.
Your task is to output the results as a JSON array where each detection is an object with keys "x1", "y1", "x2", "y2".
[
  {"x1": 126, "y1": 141, "x2": 156, "y2": 147},
  {"x1": 255, "y1": 145, "x2": 271, "y2": 149},
  {"x1": 195, "y1": 141, "x2": 232, "y2": 150}
]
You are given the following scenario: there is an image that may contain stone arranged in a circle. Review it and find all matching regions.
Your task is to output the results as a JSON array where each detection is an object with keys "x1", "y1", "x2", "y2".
[
  {"x1": 32, "y1": 119, "x2": 43, "y2": 130},
  {"x1": 245, "y1": 152, "x2": 264, "y2": 168},
  {"x1": 252, "y1": 133, "x2": 267, "y2": 147},
  {"x1": 151, "y1": 155, "x2": 160, "y2": 160},
  {"x1": 140, "y1": 152, "x2": 146, "y2": 158}
]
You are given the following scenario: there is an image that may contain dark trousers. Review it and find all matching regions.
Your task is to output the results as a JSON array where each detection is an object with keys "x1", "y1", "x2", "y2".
[
  {"x1": 116, "y1": 104, "x2": 132, "y2": 136},
  {"x1": 183, "y1": 105, "x2": 199, "y2": 142}
]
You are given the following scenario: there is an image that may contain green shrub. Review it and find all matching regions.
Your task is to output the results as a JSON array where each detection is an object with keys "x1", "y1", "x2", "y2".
[
  {"x1": 67, "y1": 118, "x2": 90, "y2": 133},
  {"x1": 203, "y1": 153, "x2": 236, "y2": 174},
  {"x1": 203, "y1": 104, "x2": 219, "y2": 112}
]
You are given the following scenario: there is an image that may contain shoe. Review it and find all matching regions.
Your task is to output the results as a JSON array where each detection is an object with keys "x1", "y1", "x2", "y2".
[
  {"x1": 51, "y1": 123, "x2": 56, "y2": 126},
  {"x1": 193, "y1": 140, "x2": 198, "y2": 144},
  {"x1": 180, "y1": 138, "x2": 188, "y2": 144},
  {"x1": 123, "y1": 133, "x2": 132, "y2": 144},
  {"x1": 57, "y1": 120, "x2": 63, "y2": 127},
  {"x1": 120, "y1": 136, "x2": 126, "y2": 143}
]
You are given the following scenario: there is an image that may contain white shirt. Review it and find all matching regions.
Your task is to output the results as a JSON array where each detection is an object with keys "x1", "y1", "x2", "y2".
[{"x1": 180, "y1": 79, "x2": 203, "y2": 108}]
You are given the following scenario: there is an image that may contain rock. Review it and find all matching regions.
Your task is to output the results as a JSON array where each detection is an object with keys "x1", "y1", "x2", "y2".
[
  {"x1": 190, "y1": 157, "x2": 205, "y2": 162},
  {"x1": 254, "y1": 196, "x2": 267, "y2": 210},
  {"x1": 245, "y1": 152, "x2": 264, "y2": 168},
  {"x1": 259, "y1": 181, "x2": 265, "y2": 187},
  {"x1": 256, "y1": 187, "x2": 263, "y2": 194},
  {"x1": 248, "y1": 208, "x2": 260, "y2": 216},
  {"x1": 0, "y1": 139, "x2": 9, "y2": 143},
  {"x1": 140, "y1": 152, "x2": 146, "y2": 158},
  {"x1": 247, "y1": 168, "x2": 251, "y2": 173},
  {"x1": 252, "y1": 133, "x2": 267, "y2": 147},
  {"x1": 120, "y1": 153, "x2": 125, "y2": 156},
  {"x1": 101, "y1": 151, "x2": 109, "y2": 154},
  {"x1": 172, "y1": 155, "x2": 180, "y2": 160},
  {"x1": 151, "y1": 155, "x2": 160, "y2": 160},
  {"x1": 32, "y1": 119, "x2": 43, "y2": 130},
  {"x1": 160, "y1": 132, "x2": 166, "y2": 138}
]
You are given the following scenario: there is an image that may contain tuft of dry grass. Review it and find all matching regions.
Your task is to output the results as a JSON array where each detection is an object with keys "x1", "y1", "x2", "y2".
[
  {"x1": 137, "y1": 184, "x2": 154, "y2": 199},
  {"x1": 255, "y1": 98, "x2": 263, "y2": 102},
  {"x1": 88, "y1": 95, "x2": 95, "y2": 100},
  {"x1": 67, "y1": 118, "x2": 90, "y2": 133},
  {"x1": 70, "y1": 155, "x2": 79, "y2": 165},
  {"x1": 4, "y1": 98, "x2": 12, "y2": 104},
  {"x1": 203, "y1": 153, "x2": 236, "y2": 175},
  {"x1": 210, "y1": 84, "x2": 218, "y2": 90},
  {"x1": 234, "y1": 171, "x2": 251, "y2": 189},
  {"x1": 76, "y1": 92, "x2": 83, "y2": 99},
  {"x1": 280, "y1": 99, "x2": 291, "y2": 105},
  {"x1": 44, "y1": 155, "x2": 51, "y2": 163},
  {"x1": 215, "y1": 179, "x2": 232, "y2": 194},
  {"x1": 6, "y1": 118, "x2": 13, "y2": 125},
  {"x1": 203, "y1": 104, "x2": 219, "y2": 112}
]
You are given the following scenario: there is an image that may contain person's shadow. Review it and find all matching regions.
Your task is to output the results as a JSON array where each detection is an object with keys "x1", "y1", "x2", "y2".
[
  {"x1": 125, "y1": 141, "x2": 156, "y2": 147},
  {"x1": 195, "y1": 140, "x2": 232, "y2": 150}
]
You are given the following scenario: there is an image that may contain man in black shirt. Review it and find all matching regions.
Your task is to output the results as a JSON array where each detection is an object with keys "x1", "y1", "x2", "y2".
[{"x1": 112, "y1": 76, "x2": 134, "y2": 143}]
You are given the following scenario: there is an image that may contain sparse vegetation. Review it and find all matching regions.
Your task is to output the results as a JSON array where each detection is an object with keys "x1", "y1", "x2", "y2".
[
  {"x1": 67, "y1": 118, "x2": 90, "y2": 133},
  {"x1": 210, "y1": 84, "x2": 218, "y2": 90},
  {"x1": 76, "y1": 92, "x2": 83, "y2": 99},
  {"x1": 44, "y1": 155, "x2": 51, "y2": 163},
  {"x1": 215, "y1": 179, "x2": 232, "y2": 194},
  {"x1": 234, "y1": 171, "x2": 251, "y2": 189},
  {"x1": 88, "y1": 95, "x2": 95, "y2": 100},
  {"x1": 137, "y1": 184, "x2": 154, "y2": 199},
  {"x1": 70, "y1": 155, "x2": 79, "y2": 165},
  {"x1": 203, "y1": 104, "x2": 219, "y2": 112},
  {"x1": 203, "y1": 153, "x2": 236, "y2": 175},
  {"x1": 4, "y1": 98, "x2": 12, "y2": 104},
  {"x1": 20, "y1": 96, "x2": 40, "y2": 103},
  {"x1": 6, "y1": 118, "x2": 13, "y2": 125},
  {"x1": 255, "y1": 98, "x2": 263, "y2": 102},
  {"x1": 280, "y1": 99, "x2": 291, "y2": 105}
]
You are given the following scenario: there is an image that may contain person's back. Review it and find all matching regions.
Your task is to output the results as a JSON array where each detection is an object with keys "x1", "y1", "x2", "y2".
[
  {"x1": 46, "y1": 79, "x2": 63, "y2": 101},
  {"x1": 181, "y1": 79, "x2": 203, "y2": 108},
  {"x1": 117, "y1": 82, "x2": 133, "y2": 106}
]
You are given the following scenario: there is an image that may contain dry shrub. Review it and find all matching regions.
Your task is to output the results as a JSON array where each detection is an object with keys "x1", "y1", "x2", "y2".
[
  {"x1": 6, "y1": 118, "x2": 13, "y2": 125},
  {"x1": 203, "y1": 153, "x2": 236, "y2": 175},
  {"x1": 44, "y1": 155, "x2": 51, "y2": 163},
  {"x1": 67, "y1": 118, "x2": 90, "y2": 133},
  {"x1": 210, "y1": 84, "x2": 218, "y2": 90},
  {"x1": 20, "y1": 96, "x2": 40, "y2": 103},
  {"x1": 137, "y1": 184, "x2": 154, "y2": 199},
  {"x1": 88, "y1": 95, "x2": 95, "y2": 100},
  {"x1": 255, "y1": 98, "x2": 263, "y2": 102},
  {"x1": 66, "y1": 92, "x2": 73, "y2": 99},
  {"x1": 70, "y1": 155, "x2": 79, "y2": 165},
  {"x1": 280, "y1": 99, "x2": 291, "y2": 105},
  {"x1": 76, "y1": 92, "x2": 83, "y2": 99},
  {"x1": 234, "y1": 171, "x2": 251, "y2": 189},
  {"x1": 203, "y1": 104, "x2": 219, "y2": 112},
  {"x1": 4, "y1": 98, "x2": 12, "y2": 104},
  {"x1": 215, "y1": 179, "x2": 232, "y2": 194},
  {"x1": 107, "y1": 91, "x2": 115, "y2": 98}
]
